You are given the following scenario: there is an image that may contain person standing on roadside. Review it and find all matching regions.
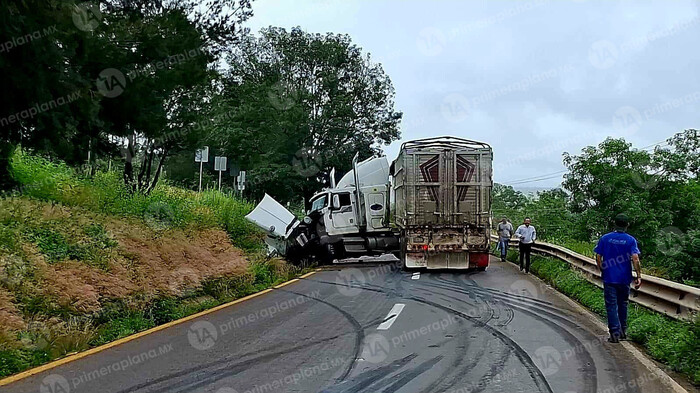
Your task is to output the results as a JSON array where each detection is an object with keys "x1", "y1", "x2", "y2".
[
  {"x1": 594, "y1": 214, "x2": 642, "y2": 343},
  {"x1": 515, "y1": 218, "x2": 536, "y2": 273},
  {"x1": 497, "y1": 217, "x2": 513, "y2": 262}
]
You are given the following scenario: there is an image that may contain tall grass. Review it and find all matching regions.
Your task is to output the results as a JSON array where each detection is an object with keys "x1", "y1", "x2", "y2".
[
  {"x1": 0, "y1": 151, "x2": 311, "y2": 377},
  {"x1": 7, "y1": 151, "x2": 263, "y2": 251}
]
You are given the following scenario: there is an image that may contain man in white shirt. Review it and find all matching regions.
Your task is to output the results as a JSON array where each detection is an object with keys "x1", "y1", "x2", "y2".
[{"x1": 515, "y1": 218, "x2": 536, "y2": 273}]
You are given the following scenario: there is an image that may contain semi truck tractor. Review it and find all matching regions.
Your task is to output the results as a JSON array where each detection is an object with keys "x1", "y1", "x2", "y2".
[
  {"x1": 245, "y1": 154, "x2": 399, "y2": 263},
  {"x1": 246, "y1": 136, "x2": 492, "y2": 269},
  {"x1": 391, "y1": 136, "x2": 493, "y2": 269}
]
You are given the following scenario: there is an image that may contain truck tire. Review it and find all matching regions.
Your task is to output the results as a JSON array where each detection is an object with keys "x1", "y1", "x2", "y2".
[{"x1": 319, "y1": 243, "x2": 335, "y2": 265}]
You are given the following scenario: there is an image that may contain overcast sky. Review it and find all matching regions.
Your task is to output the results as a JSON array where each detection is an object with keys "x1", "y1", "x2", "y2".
[{"x1": 244, "y1": 0, "x2": 700, "y2": 188}]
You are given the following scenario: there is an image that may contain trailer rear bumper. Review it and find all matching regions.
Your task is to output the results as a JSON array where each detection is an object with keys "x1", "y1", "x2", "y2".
[{"x1": 405, "y1": 251, "x2": 489, "y2": 270}]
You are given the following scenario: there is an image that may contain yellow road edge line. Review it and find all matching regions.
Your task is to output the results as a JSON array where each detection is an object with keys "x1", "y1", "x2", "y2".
[{"x1": 0, "y1": 270, "x2": 318, "y2": 387}]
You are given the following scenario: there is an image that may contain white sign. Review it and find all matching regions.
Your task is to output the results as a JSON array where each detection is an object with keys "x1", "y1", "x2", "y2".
[
  {"x1": 237, "y1": 170, "x2": 246, "y2": 191},
  {"x1": 214, "y1": 156, "x2": 227, "y2": 171},
  {"x1": 195, "y1": 146, "x2": 209, "y2": 163}
]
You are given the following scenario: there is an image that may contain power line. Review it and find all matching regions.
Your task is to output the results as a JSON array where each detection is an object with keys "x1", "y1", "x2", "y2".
[
  {"x1": 500, "y1": 169, "x2": 567, "y2": 185},
  {"x1": 500, "y1": 140, "x2": 671, "y2": 186},
  {"x1": 507, "y1": 173, "x2": 564, "y2": 185}
]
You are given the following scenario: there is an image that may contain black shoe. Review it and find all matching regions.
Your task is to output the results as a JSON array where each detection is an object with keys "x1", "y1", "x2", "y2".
[
  {"x1": 620, "y1": 330, "x2": 627, "y2": 340},
  {"x1": 608, "y1": 335, "x2": 619, "y2": 343}
]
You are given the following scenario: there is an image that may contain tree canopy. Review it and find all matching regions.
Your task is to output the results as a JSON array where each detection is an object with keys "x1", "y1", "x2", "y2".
[{"x1": 209, "y1": 27, "x2": 402, "y2": 203}]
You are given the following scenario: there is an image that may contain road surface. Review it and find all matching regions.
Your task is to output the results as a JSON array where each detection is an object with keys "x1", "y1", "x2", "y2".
[{"x1": 6, "y1": 256, "x2": 674, "y2": 393}]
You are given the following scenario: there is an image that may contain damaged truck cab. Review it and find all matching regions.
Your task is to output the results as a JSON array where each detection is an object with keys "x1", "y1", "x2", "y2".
[{"x1": 246, "y1": 155, "x2": 399, "y2": 263}]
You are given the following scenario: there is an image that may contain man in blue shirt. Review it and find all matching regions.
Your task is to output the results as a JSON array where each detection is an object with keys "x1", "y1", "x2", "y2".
[{"x1": 594, "y1": 214, "x2": 642, "y2": 343}]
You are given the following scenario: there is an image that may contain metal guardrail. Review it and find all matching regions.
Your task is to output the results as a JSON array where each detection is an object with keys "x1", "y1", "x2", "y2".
[{"x1": 490, "y1": 235, "x2": 700, "y2": 321}]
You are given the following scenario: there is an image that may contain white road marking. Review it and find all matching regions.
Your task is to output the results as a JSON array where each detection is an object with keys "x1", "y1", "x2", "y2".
[
  {"x1": 377, "y1": 303, "x2": 406, "y2": 330},
  {"x1": 412, "y1": 272, "x2": 420, "y2": 280}
]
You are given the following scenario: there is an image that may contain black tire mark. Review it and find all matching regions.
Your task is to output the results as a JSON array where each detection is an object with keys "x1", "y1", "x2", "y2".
[
  {"x1": 431, "y1": 274, "x2": 556, "y2": 307},
  {"x1": 380, "y1": 355, "x2": 444, "y2": 393},
  {"x1": 386, "y1": 267, "x2": 502, "y2": 393},
  {"x1": 420, "y1": 336, "x2": 491, "y2": 393},
  {"x1": 320, "y1": 354, "x2": 418, "y2": 393},
  {"x1": 416, "y1": 282, "x2": 600, "y2": 393},
  {"x1": 115, "y1": 289, "x2": 370, "y2": 393},
  {"x1": 498, "y1": 307, "x2": 515, "y2": 328},
  {"x1": 409, "y1": 296, "x2": 554, "y2": 393},
  {"x1": 276, "y1": 288, "x2": 364, "y2": 383},
  {"x1": 421, "y1": 279, "x2": 574, "y2": 322},
  {"x1": 470, "y1": 346, "x2": 513, "y2": 393},
  {"x1": 306, "y1": 278, "x2": 554, "y2": 393}
]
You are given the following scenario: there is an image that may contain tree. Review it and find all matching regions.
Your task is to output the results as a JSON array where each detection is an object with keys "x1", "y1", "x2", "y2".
[
  {"x1": 562, "y1": 131, "x2": 699, "y2": 283},
  {"x1": 491, "y1": 183, "x2": 527, "y2": 223},
  {"x1": 96, "y1": 0, "x2": 253, "y2": 193},
  {"x1": 212, "y1": 27, "x2": 402, "y2": 203},
  {"x1": 0, "y1": 0, "x2": 253, "y2": 193},
  {"x1": 0, "y1": 1, "x2": 102, "y2": 188}
]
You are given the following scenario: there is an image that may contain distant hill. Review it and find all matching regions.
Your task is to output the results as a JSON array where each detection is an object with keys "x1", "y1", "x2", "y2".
[{"x1": 512, "y1": 185, "x2": 560, "y2": 195}]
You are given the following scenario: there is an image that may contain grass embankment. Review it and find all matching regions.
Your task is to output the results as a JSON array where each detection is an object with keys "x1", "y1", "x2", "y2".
[
  {"x1": 0, "y1": 152, "x2": 305, "y2": 378},
  {"x1": 503, "y1": 250, "x2": 699, "y2": 385}
]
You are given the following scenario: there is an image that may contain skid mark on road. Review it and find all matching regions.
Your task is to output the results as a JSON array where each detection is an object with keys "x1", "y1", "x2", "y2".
[
  {"x1": 320, "y1": 354, "x2": 418, "y2": 393},
  {"x1": 381, "y1": 355, "x2": 444, "y2": 393},
  {"x1": 278, "y1": 288, "x2": 365, "y2": 382},
  {"x1": 415, "y1": 280, "x2": 601, "y2": 393},
  {"x1": 306, "y1": 278, "x2": 554, "y2": 393}
]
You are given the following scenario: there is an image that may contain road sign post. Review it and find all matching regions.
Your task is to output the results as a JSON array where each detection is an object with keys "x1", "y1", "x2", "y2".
[
  {"x1": 237, "y1": 170, "x2": 246, "y2": 195},
  {"x1": 195, "y1": 147, "x2": 209, "y2": 192},
  {"x1": 214, "y1": 156, "x2": 227, "y2": 191}
]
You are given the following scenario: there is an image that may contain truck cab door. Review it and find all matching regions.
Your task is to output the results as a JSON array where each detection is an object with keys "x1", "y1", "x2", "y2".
[{"x1": 328, "y1": 192, "x2": 358, "y2": 235}]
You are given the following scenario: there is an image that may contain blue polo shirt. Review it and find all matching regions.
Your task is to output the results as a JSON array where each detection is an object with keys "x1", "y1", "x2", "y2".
[{"x1": 593, "y1": 231, "x2": 641, "y2": 285}]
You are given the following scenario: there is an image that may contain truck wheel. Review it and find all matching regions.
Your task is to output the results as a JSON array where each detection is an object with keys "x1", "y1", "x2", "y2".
[
  {"x1": 477, "y1": 266, "x2": 487, "y2": 272},
  {"x1": 319, "y1": 243, "x2": 334, "y2": 265},
  {"x1": 321, "y1": 242, "x2": 344, "y2": 265}
]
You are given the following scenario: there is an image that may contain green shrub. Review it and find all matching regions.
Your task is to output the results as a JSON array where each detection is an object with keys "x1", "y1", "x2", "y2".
[{"x1": 27, "y1": 228, "x2": 71, "y2": 263}]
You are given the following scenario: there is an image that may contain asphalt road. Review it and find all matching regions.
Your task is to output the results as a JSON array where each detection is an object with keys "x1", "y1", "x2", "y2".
[{"x1": 6, "y1": 256, "x2": 673, "y2": 393}]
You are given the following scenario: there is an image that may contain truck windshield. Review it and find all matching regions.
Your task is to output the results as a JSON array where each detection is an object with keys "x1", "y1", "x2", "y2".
[{"x1": 310, "y1": 194, "x2": 327, "y2": 212}]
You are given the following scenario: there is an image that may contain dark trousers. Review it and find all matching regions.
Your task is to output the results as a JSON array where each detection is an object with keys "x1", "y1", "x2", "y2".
[
  {"x1": 604, "y1": 283, "x2": 630, "y2": 337},
  {"x1": 519, "y1": 243, "x2": 532, "y2": 272}
]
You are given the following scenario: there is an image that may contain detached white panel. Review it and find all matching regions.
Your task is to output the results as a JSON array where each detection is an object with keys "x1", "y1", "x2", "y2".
[{"x1": 245, "y1": 194, "x2": 298, "y2": 238}]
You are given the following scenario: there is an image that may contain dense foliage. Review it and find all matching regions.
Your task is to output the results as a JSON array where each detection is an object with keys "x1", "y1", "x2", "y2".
[
  {"x1": 1, "y1": 2, "x2": 400, "y2": 203},
  {"x1": 494, "y1": 130, "x2": 699, "y2": 285}
]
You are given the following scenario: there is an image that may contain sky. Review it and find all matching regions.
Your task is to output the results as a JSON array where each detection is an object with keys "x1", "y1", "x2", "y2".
[{"x1": 243, "y1": 0, "x2": 700, "y2": 188}]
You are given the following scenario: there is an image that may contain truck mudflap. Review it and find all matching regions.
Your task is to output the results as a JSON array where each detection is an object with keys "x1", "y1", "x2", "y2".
[{"x1": 405, "y1": 251, "x2": 489, "y2": 270}]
